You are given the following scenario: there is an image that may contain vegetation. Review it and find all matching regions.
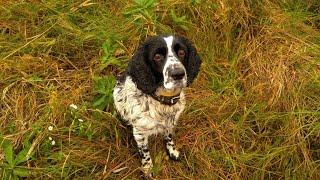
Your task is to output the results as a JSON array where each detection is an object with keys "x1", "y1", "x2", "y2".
[{"x1": 1, "y1": 0, "x2": 319, "y2": 179}]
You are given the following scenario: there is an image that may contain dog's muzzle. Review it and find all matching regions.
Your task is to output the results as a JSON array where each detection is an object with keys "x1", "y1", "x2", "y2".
[
  {"x1": 165, "y1": 65, "x2": 187, "y2": 89},
  {"x1": 168, "y1": 68, "x2": 186, "y2": 80}
]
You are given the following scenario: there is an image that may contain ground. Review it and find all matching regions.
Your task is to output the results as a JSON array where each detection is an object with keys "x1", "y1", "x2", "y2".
[{"x1": 0, "y1": 0, "x2": 320, "y2": 179}]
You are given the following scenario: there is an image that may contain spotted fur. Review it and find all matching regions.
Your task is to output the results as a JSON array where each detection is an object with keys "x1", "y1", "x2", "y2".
[
  {"x1": 163, "y1": 36, "x2": 187, "y2": 90},
  {"x1": 113, "y1": 35, "x2": 201, "y2": 175}
]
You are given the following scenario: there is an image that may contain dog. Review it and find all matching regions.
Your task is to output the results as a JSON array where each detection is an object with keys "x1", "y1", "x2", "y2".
[{"x1": 113, "y1": 35, "x2": 201, "y2": 175}]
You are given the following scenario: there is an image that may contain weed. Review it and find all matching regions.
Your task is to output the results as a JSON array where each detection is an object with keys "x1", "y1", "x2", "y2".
[
  {"x1": 92, "y1": 76, "x2": 116, "y2": 111},
  {"x1": 169, "y1": 10, "x2": 191, "y2": 31},
  {"x1": 0, "y1": 136, "x2": 32, "y2": 179}
]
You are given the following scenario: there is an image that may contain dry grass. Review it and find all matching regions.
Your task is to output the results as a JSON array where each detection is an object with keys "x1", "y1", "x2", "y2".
[{"x1": 1, "y1": 0, "x2": 320, "y2": 179}]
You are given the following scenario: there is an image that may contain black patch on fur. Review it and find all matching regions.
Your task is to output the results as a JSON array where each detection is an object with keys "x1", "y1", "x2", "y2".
[
  {"x1": 116, "y1": 73, "x2": 126, "y2": 84},
  {"x1": 169, "y1": 153, "x2": 180, "y2": 161},
  {"x1": 143, "y1": 148, "x2": 149, "y2": 153},
  {"x1": 126, "y1": 36, "x2": 167, "y2": 95},
  {"x1": 144, "y1": 102, "x2": 149, "y2": 111},
  {"x1": 168, "y1": 142, "x2": 174, "y2": 146},
  {"x1": 139, "y1": 151, "x2": 144, "y2": 157},
  {"x1": 123, "y1": 109, "x2": 128, "y2": 116},
  {"x1": 174, "y1": 35, "x2": 202, "y2": 86}
]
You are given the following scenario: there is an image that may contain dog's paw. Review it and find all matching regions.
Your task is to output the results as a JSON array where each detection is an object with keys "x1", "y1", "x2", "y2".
[
  {"x1": 141, "y1": 161, "x2": 153, "y2": 177},
  {"x1": 168, "y1": 149, "x2": 180, "y2": 161}
]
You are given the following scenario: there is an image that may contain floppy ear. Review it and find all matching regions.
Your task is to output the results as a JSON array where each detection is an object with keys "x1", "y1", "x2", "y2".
[
  {"x1": 127, "y1": 45, "x2": 158, "y2": 94},
  {"x1": 180, "y1": 36, "x2": 202, "y2": 86}
]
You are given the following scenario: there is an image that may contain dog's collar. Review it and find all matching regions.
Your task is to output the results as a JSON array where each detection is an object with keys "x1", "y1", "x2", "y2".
[{"x1": 151, "y1": 93, "x2": 180, "y2": 105}]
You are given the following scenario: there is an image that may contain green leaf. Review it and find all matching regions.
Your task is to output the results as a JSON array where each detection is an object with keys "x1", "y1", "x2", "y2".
[
  {"x1": 123, "y1": 7, "x2": 144, "y2": 16},
  {"x1": 92, "y1": 95, "x2": 108, "y2": 108},
  {"x1": 93, "y1": 94, "x2": 114, "y2": 110},
  {"x1": 134, "y1": 0, "x2": 156, "y2": 7},
  {"x1": 92, "y1": 76, "x2": 116, "y2": 110},
  {"x1": 142, "y1": 0, "x2": 156, "y2": 8},
  {"x1": 3, "y1": 140, "x2": 14, "y2": 167},
  {"x1": 14, "y1": 138, "x2": 31, "y2": 165},
  {"x1": 101, "y1": 37, "x2": 120, "y2": 65},
  {"x1": 27, "y1": 75, "x2": 43, "y2": 83},
  {"x1": 101, "y1": 56, "x2": 122, "y2": 68},
  {"x1": 170, "y1": 10, "x2": 190, "y2": 31},
  {"x1": 124, "y1": 0, "x2": 155, "y2": 16},
  {"x1": 15, "y1": 149, "x2": 29, "y2": 165},
  {"x1": 13, "y1": 168, "x2": 29, "y2": 177},
  {"x1": 190, "y1": 0, "x2": 201, "y2": 5},
  {"x1": 15, "y1": 138, "x2": 32, "y2": 165},
  {"x1": 93, "y1": 76, "x2": 116, "y2": 95},
  {"x1": 12, "y1": 174, "x2": 20, "y2": 180}
]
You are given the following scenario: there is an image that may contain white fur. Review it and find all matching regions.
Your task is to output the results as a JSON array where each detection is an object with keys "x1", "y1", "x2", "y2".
[
  {"x1": 113, "y1": 76, "x2": 185, "y2": 136},
  {"x1": 167, "y1": 145, "x2": 180, "y2": 158},
  {"x1": 163, "y1": 36, "x2": 187, "y2": 90}
]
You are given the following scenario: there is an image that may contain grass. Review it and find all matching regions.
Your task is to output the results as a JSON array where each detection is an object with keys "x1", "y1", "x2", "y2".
[{"x1": 0, "y1": 0, "x2": 320, "y2": 179}]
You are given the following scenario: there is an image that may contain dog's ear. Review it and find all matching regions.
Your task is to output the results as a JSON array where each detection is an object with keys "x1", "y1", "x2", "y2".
[
  {"x1": 127, "y1": 45, "x2": 158, "y2": 94},
  {"x1": 179, "y1": 36, "x2": 202, "y2": 86}
]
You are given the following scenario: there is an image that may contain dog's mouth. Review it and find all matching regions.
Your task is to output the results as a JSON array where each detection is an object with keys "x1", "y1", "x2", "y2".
[
  {"x1": 163, "y1": 78, "x2": 187, "y2": 91},
  {"x1": 152, "y1": 85, "x2": 182, "y2": 105},
  {"x1": 155, "y1": 86, "x2": 182, "y2": 97},
  {"x1": 172, "y1": 80, "x2": 187, "y2": 88}
]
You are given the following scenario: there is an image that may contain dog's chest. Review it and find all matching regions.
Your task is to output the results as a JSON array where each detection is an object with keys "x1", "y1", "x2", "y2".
[{"x1": 113, "y1": 76, "x2": 185, "y2": 134}]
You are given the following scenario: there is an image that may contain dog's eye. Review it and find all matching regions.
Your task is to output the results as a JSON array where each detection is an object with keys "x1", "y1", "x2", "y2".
[
  {"x1": 153, "y1": 54, "x2": 163, "y2": 62},
  {"x1": 177, "y1": 49, "x2": 185, "y2": 58}
]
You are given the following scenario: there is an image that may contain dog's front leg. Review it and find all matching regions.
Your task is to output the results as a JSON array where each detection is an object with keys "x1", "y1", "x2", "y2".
[
  {"x1": 164, "y1": 133, "x2": 180, "y2": 160},
  {"x1": 133, "y1": 127, "x2": 153, "y2": 174}
]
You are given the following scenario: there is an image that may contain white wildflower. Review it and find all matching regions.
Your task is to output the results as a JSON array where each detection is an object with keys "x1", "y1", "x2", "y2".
[
  {"x1": 78, "y1": 118, "x2": 84, "y2": 122},
  {"x1": 48, "y1": 126, "x2": 53, "y2": 131},
  {"x1": 51, "y1": 140, "x2": 56, "y2": 146},
  {"x1": 69, "y1": 104, "x2": 78, "y2": 110},
  {"x1": 48, "y1": 136, "x2": 53, "y2": 141}
]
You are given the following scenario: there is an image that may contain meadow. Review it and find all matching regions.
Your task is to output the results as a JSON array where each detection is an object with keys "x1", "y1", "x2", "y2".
[{"x1": 1, "y1": 0, "x2": 320, "y2": 179}]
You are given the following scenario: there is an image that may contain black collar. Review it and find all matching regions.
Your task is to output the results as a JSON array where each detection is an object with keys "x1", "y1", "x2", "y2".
[{"x1": 151, "y1": 93, "x2": 180, "y2": 105}]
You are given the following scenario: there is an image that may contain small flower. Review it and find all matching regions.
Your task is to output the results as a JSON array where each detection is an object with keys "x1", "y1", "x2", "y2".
[
  {"x1": 51, "y1": 140, "x2": 56, "y2": 146},
  {"x1": 48, "y1": 126, "x2": 53, "y2": 131},
  {"x1": 78, "y1": 118, "x2": 84, "y2": 122},
  {"x1": 48, "y1": 136, "x2": 53, "y2": 141},
  {"x1": 69, "y1": 104, "x2": 78, "y2": 110}
]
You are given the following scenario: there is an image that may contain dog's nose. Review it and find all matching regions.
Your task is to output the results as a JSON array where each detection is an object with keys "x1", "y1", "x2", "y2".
[{"x1": 169, "y1": 68, "x2": 185, "y2": 80}]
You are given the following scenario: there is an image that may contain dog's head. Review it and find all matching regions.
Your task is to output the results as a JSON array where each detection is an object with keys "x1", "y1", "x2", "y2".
[{"x1": 127, "y1": 35, "x2": 201, "y2": 97}]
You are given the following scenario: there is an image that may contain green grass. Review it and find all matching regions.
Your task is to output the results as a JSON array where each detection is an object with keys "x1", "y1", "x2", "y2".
[{"x1": 1, "y1": 0, "x2": 320, "y2": 179}]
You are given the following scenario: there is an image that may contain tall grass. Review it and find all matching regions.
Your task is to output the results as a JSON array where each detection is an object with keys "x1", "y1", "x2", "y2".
[{"x1": 0, "y1": 0, "x2": 319, "y2": 179}]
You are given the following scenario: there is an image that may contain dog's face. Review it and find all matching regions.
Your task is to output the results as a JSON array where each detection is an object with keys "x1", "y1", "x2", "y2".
[
  {"x1": 145, "y1": 36, "x2": 188, "y2": 91},
  {"x1": 128, "y1": 35, "x2": 201, "y2": 95}
]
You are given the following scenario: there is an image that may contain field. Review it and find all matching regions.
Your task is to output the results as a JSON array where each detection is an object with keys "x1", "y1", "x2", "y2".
[{"x1": 1, "y1": 0, "x2": 320, "y2": 179}]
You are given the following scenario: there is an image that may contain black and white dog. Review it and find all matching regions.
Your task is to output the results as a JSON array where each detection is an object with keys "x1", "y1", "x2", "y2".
[{"x1": 113, "y1": 35, "x2": 201, "y2": 175}]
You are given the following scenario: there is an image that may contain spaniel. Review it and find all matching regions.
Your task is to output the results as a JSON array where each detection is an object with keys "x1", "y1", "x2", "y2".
[{"x1": 113, "y1": 35, "x2": 201, "y2": 175}]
